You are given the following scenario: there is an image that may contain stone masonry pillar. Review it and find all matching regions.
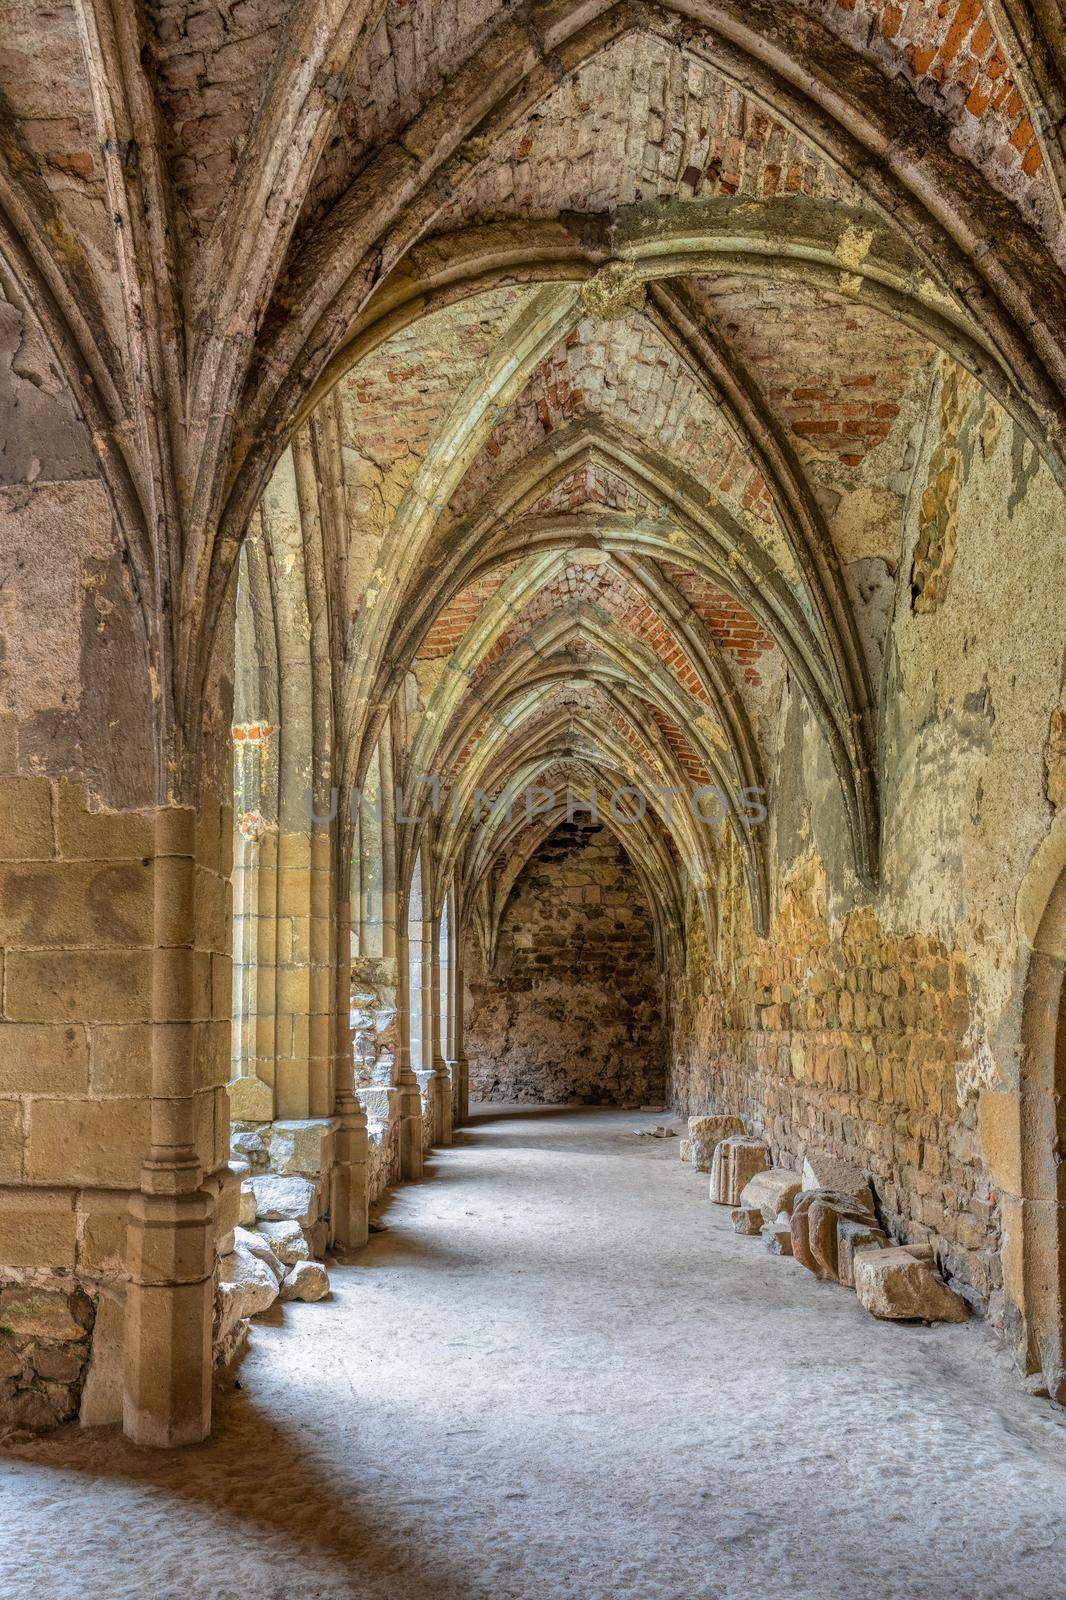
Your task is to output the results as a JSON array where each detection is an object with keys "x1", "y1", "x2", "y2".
[
  {"x1": 123, "y1": 806, "x2": 220, "y2": 1447},
  {"x1": 330, "y1": 881, "x2": 369, "y2": 1249},
  {"x1": 451, "y1": 933, "x2": 469, "y2": 1127},
  {"x1": 395, "y1": 919, "x2": 424, "y2": 1180},
  {"x1": 429, "y1": 911, "x2": 452, "y2": 1146}
]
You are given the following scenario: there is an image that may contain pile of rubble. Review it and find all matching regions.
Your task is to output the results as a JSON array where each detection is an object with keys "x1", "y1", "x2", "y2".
[
  {"x1": 217, "y1": 1125, "x2": 333, "y2": 1366},
  {"x1": 678, "y1": 1117, "x2": 969, "y2": 1324}
]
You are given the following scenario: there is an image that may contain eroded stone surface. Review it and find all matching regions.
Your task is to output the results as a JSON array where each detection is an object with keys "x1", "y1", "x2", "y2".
[
  {"x1": 710, "y1": 1137, "x2": 771, "y2": 1206},
  {"x1": 854, "y1": 1247, "x2": 971, "y2": 1323},
  {"x1": 249, "y1": 1177, "x2": 318, "y2": 1227},
  {"x1": 279, "y1": 1261, "x2": 330, "y2": 1304},
  {"x1": 739, "y1": 1168, "x2": 803, "y2": 1218},
  {"x1": 258, "y1": 1221, "x2": 311, "y2": 1267},
  {"x1": 689, "y1": 1115, "x2": 745, "y2": 1172},
  {"x1": 800, "y1": 1154, "x2": 873, "y2": 1208}
]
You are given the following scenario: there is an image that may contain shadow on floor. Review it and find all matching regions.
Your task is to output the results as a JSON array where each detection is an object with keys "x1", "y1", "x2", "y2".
[{"x1": 4, "y1": 1364, "x2": 483, "y2": 1599}]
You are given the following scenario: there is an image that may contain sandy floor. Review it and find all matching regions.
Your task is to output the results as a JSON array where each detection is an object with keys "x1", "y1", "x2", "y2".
[{"x1": 3, "y1": 1105, "x2": 1066, "y2": 1600}]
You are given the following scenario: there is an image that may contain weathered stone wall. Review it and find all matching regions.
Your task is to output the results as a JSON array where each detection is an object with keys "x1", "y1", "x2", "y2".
[
  {"x1": 0, "y1": 303, "x2": 236, "y2": 1429},
  {"x1": 671, "y1": 845, "x2": 988, "y2": 1295},
  {"x1": 0, "y1": 773, "x2": 234, "y2": 1430},
  {"x1": 668, "y1": 373, "x2": 1065, "y2": 1327},
  {"x1": 351, "y1": 955, "x2": 398, "y2": 1088},
  {"x1": 466, "y1": 821, "x2": 666, "y2": 1106}
]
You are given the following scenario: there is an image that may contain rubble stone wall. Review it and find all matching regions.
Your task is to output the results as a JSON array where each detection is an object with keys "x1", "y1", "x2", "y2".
[
  {"x1": 466, "y1": 821, "x2": 666, "y2": 1106},
  {"x1": 670, "y1": 846, "x2": 991, "y2": 1301},
  {"x1": 668, "y1": 389, "x2": 1065, "y2": 1328}
]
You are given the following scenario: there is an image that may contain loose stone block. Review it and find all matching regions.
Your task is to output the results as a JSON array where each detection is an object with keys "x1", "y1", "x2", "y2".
[
  {"x1": 808, "y1": 1193, "x2": 880, "y2": 1282},
  {"x1": 790, "y1": 1190, "x2": 877, "y2": 1280},
  {"x1": 854, "y1": 1247, "x2": 970, "y2": 1323},
  {"x1": 233, "y1": 1227, "x2": 285, "y2": 1283},
  {"x1": 249, "y1": 1174, "x2": 318, "y2": 1226},
  {"x1": 279, "y1": 1260, "x2": 330, "y2": 1303},
  {"x1": 801, "y1": 1152, "x2": 872, "y2": 1208},
  {"x1": 218, "y1": 1242, "x2": 281, "y2": 1336},
  {"x1": 763, "y1": 1215, "x2": 794, "y2": 1256},
  {"x1": 238, "y1": 1182, "x2": 257, "y2": 1227},
  {"x1": 709, "y1": 1135, "x2": 770, "y2": 1205},
  {"x1": 739, "y1": 1167, "x2": 803, "y2": 1218},
  {"x1": 688, "y1": 1114, "x2": 744, "y2": 1172},
  {"x1": 837, "y1": 1219, "x2": 889, "y2": 1289},
  {"x1": 731, "y1": 1206, "x2": 764, "y2": 1235},
  {"x1": 258, "y1": 1220, "x2": 311, "y2": 1266},
  {"x1": 227, "y1": 1074, "x2": 273, "y2": 1123},
  {"x1": 231, "y1": 1129, "x2": 268, "y2": 1167}
]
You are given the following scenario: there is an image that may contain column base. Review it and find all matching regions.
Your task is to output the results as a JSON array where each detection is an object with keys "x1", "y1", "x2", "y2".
[
  {"x1": 398, "y1": 1075, "x2": 424, "y2": 1180},
  {"x1": 434, "y1": 1058, "x2": 453, "y2": 1146},
  {"x1": 123, "y1": 1187, "x2": 215, "y2": 1447},
  {"x1": 450, "y1": 1056, "x2": 470, "y2": 1128},
  {"x1": 331, "y1": 1103, "x2": 370, "y2": 1249}
]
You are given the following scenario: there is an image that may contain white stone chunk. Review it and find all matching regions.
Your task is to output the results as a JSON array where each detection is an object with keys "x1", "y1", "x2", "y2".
[
  {"x1": 269, "y1": 1119, "x2": 333, "y2": 1177},
  {"x1": 279, "y1": 1260, "x2": 330, "y2": 1303},
  {"x1": 239, "y1": 1181, "x2": 257, "y2": 1227},
  {"x1": 258, "y1": 1219, "x2": 311, "y2": 1266},
  {"x1": 217, "y1": 1242, "x2": 281, "y2": 1342},
  {"x1": 234, "y1": 1225, "x2": 285, "y2": 1282},
  {"x1": 250, "y1": 1174, "x2": 318, "y2": 1226}
]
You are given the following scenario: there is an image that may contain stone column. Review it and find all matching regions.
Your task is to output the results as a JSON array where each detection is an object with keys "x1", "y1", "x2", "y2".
[
  {"x1": 395, "y1": 911, "x2": 424, "y2": 1180},
  {"x1": 429, "y1": 909, "x2": 452, "y2": 1146},
  {"x1": 123, "y1": 806, "x2": 219, "y2": 1448},
  {"x1": 451, "y1": 927, "x2": 469, "y2": 1127},
  {"x1": 330, "y1": 861, "x2": 369, "y2": 1248}
]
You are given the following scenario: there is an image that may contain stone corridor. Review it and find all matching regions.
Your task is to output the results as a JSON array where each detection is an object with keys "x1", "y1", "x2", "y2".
[
  {"x1": 4, "y1": 1106, "x2": 1066, "y2": 1600},
  {"x1": 3, "y1": 8, "x2": 1066, "y2": 1585}
]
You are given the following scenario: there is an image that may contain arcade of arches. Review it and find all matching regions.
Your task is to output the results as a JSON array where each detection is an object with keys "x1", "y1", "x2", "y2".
[{"x1": 0, "y1": 0, "x2": 1065, "y2": 1531}]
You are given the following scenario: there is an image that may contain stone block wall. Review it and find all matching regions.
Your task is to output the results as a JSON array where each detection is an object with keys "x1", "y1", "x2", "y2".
[
  {"x1": 0, "y1": 766, "x2": 233, "y2": 1430},
  {"x1": 669, "y1": 845, "x2": 997, "y2": 1307},
  {"x1": 231, "y1": 825, "x2": 335, "y2": 1121},
  {"x1": 466, "y1": 820, "x2": 666, "y2": 1105}
]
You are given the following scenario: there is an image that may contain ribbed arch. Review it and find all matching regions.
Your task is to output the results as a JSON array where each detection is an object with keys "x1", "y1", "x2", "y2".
[
  {"x1": 353, "y1": 416, "x2": 865, "y2": 890},
  {"x1": 405, "y1": 605, "x2": 766, "y2": 928}
]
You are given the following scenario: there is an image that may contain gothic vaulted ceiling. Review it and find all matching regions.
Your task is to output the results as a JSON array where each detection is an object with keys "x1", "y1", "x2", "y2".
[{"x1": 3, "y1": 0, "x2": 1066, "y2": 939}]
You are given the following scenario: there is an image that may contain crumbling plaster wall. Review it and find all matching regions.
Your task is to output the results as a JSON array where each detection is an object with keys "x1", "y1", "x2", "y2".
[
  {"x1": 669, "y1": 363, "x2": 1065, "y2": 1323},
  {"x1": 466, "y1": 821, "x2": 666, "y2": 1106}
]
